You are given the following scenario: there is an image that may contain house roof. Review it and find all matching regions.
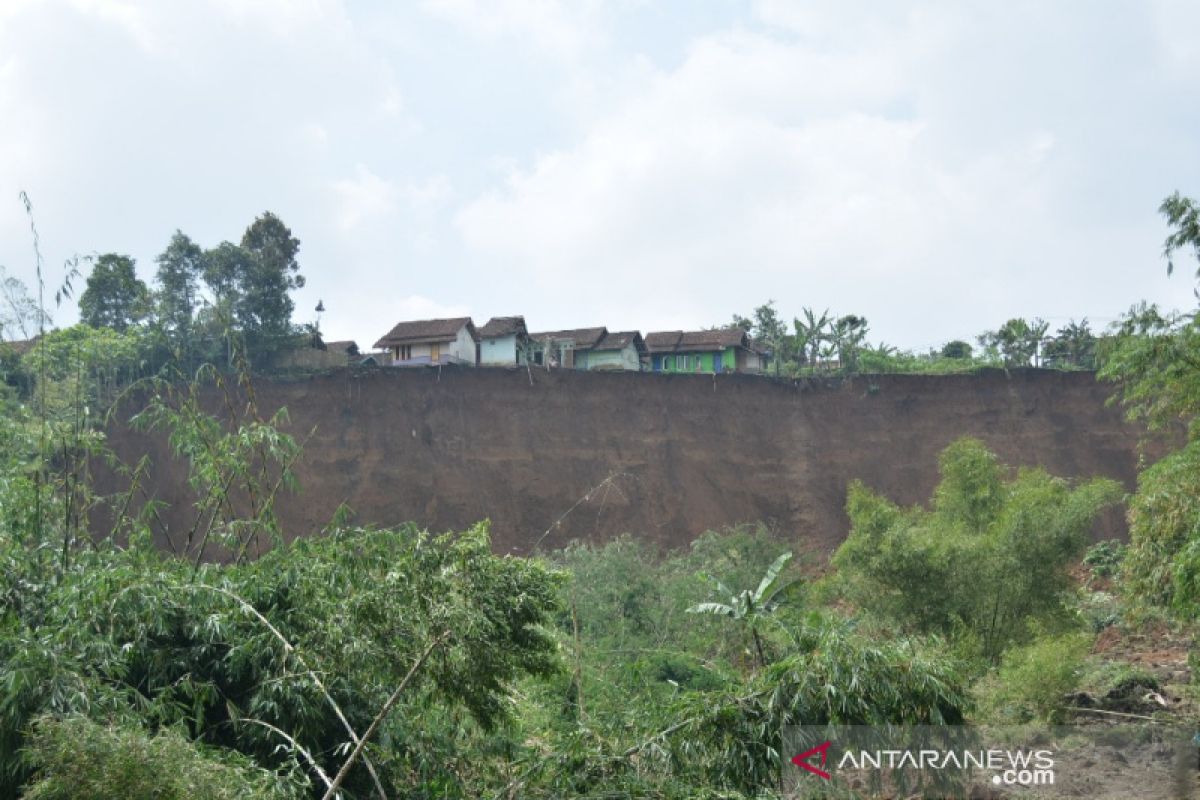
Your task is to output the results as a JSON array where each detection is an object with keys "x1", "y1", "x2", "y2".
[
  {"x1": 529, "y1": 327, "x2": 608, "y2": 350},
  {"x1": 644, "y1": 328, "x2": 749, "y2": 353},
  {"x1": 593, "y1": 330, "x2": 646, "y2": 353},
  {"x1": 373, "y1": 317, "x2": 476, "y2": 349},
  {"x1": 324, "y1": 340, "x2": 360, "y2": 355},
  {"x1": 478, "y1": 316, "x2": 528, "y2": 339},
  {"x1": 1, "y1": 337, "x2": 38, "y2": 355}
]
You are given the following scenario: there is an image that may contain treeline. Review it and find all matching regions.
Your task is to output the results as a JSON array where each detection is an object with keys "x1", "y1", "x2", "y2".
[
  {"x1": 0, "y1": 209, "x2": 312, "y2": 382},
  {"x1": 729, "y1": 303, "x2": 1100, "y2": 376}
]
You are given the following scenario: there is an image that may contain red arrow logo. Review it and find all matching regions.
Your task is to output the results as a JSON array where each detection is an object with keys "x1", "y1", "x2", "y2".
[{"x1": 791, "y1": 740, "x2": 832, "y2": 780}]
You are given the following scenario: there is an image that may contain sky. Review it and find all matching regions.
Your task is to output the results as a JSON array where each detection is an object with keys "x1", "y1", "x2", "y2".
[{"x1": 1, "y1": 0, "x2": 1199, "y2": 353}]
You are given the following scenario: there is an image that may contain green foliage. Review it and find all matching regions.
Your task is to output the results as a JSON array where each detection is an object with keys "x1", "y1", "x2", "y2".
[
  {"x1": 1121, "y1": 440, "x2": 1200, "y2": 611},
  {"x1": 654, "y1": 624, "x2": 970, "y2": 793},
  {"x1": 1160, "y1": 191, "x2": 1200, "y2": 281},
  {"x1": 0, "y1": 522, "x2": 562, "y2": 798},
  {"x1": 0, "y1": 266, "x2": 44, "y2": 341},
  {"x1": 977, "y1": 317, "x2": 1049, "y2": 367},
  {"x1": 976, "y1": 632, "x2": 1091, "y2": 723},
  {"x1": 153, "y1": 230, "x2": 205, "y2": 354},
  {"x1": 78, "y1": 254, "x2": 149, "y2": 332},
  {"x1": 940, "y1": 339, "x2": 973, "y2": 359},
  {"x1": 1083, "y1": 539, "x2": 1126, "y2": 578},
  {"x1": 1043, "y1": 319, "x2": 1097, "y2": 369},
  {"x1": 1098, "y1": 302, "x2": 1200, "y2": 434},
  {"x1": 834, "y1": 437, "x2": 1122, "y2": 661},
  {"x1": 21, "y1": 716, "x2": 300, "y2": 800},
  {"x1": 688, "y1": 551, "x2": 801, "y2": 668}
]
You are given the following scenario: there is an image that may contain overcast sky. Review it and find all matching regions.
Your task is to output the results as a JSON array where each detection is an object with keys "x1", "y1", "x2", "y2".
[{"x1": 2, "y1": 0, "x2": 1199, "y2": 352}]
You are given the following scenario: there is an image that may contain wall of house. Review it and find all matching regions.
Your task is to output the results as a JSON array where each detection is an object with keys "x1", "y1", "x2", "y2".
[
  {"x1": 480, "y1": 334, "x2": 518, "y2": 366},
  {"x1": 450, "y1": 327, "x2": 477, "y2": 365},
  {"x1": 656, "y1": 351, "x2": 718, "y2": 373},
  {"x1": 98, "y1": 368, "x2": 1169, "y2": 559},
  {"x1": 586, "y1": 347, "x2": 641, "y2": 371}
]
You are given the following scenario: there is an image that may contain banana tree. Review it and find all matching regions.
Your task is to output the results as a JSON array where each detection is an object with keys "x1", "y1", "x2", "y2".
[{"x1": 687, "y1": 552, "x2": 800, "y2": 668}]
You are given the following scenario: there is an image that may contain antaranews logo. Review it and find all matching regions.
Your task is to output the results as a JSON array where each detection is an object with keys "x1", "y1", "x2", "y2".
[
  {"x1": 790, "y1": 740, "x2": 831, "y2": 780},
  {"x1": 788, "y1": 737, "x2": 1054, "y2": 787}
]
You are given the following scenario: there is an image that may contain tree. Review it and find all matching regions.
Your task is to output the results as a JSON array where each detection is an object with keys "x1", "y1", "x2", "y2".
[
  {"x1": 153, "y1": 231, "x2": 205, "y2": 349},
  {"x1": 1101, "y1": 193, "x2": 1200, "y2": 616},
  {"x1": 239, "y1": 212, "x2": 304, "y2": 341},
  {"x1": 78, "y1": 254, "x2": 148, "y2": 332},
  {"x1": 196, "y1": 213, "x2": 304, "y2": 364},
  {"x1": 831, "y1": 314, "x2": 869, "y2": 373},
  {"x1": 940, "y1": 340, "x2": 973, "y2": 360},
  {"x1": 1043, "y1": 319, "x2": 1096, "y2": 369},
  {"x1": 833, "y1": 437, "x2": 1120, "y2": 662},
  {"x1": 0, "y1": 267, "x2": 44, "y2": 342},
  {"x1": 688, "y1": 552, "x2": 800, "y2": 668},
  {"x1": 978, "y1": 317, "x2": 1048, "y2": 367},
  {"x1": 794, "y1": 307, "x2": 833, "y2": 370},
  {"x1": 1160, "y1": 191, "x2": 1200, "y2": 283}
]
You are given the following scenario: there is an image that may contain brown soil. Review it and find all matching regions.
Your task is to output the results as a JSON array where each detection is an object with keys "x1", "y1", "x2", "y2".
[{"x1": 96, "y1": 366, "x2": 1172, "y2": 557}]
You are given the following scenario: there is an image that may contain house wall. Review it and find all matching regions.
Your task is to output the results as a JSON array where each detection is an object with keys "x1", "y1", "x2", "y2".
[
  {"x1": 480, "y1": 334, "x2": 518, "y2": 366},
  {"x1": 655, "y1": 351, "x2": 720, "y2": 373},
  {"x1": 586, "y1": 347, "x2": 642, "y2": 371},
  {"x1": 450, "y1": 326, "x2": 477, "y2": 365},
  {"x1": 390, "y1": 327, "x2": 477, "y2": 366}
]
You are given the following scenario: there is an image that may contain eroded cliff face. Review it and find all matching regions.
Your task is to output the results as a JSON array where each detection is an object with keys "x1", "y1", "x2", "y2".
[{"x1": 99, "y1": 367, "x2": 1161, "y2": 557}]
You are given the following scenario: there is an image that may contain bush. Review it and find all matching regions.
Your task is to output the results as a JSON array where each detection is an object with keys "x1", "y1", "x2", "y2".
[
  {"x1": 1121, "y1": 441, "x2": 1200, "y2": 611},
  {"x1": 978, "y1": 632, "x2": 1092, "y2": 723},
  {"x1": 833, "y1": 437, "x2": 1122, "y2": 661},
  {"x1": 1084, "y1": 539, "x2": 1126, "y2": 578},
  {"x1": 21, "y1": 716, "x2": 300, "y2": 800}
]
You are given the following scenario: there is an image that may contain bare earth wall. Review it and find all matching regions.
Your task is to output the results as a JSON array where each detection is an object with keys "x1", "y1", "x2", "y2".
[{"x1": 99, "y1": 367, "x2": 1165, "y2": 557}]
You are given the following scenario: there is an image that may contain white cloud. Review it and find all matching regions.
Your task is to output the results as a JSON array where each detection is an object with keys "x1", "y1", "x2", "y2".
[
  {"x1": 332, "y1": 165, "x2": 400, "y2": 232},
  {"x1": 419, "y1": 0, "x2": 605, "y2": 59},
  {"x1": 454, "y1": 10, "x2": 1200, "y2": 343}
]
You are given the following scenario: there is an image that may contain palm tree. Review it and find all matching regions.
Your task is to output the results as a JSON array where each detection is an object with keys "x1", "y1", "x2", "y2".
[{"x1": 687, "y1": 552, "x2": 800, "y2": 668}]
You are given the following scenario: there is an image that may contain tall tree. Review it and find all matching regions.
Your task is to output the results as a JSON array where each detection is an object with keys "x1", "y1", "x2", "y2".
[
  {"x1": 239, "y1": 211, "x2": 304, "y2": 340},
  {"x1": 78, "y1": 254, "x2": 148, "y2": 332},
  {"x1": 153, "y1": 231, "x2": 204, "y2": 347}
]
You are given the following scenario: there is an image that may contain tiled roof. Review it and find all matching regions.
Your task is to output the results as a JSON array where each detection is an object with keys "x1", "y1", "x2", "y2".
[
  {"x1": 323, "y1": 340, "x2": 359, "y2": 355},
  {"x1": 593, "y1": 330, "x2": 645, "y2": 353},
  {"x1": 529, "y1": 327, "x2": 608, "y2": 350},
  {"x1": 478, "y1": 316, "x2": 528, "y2": 338},
  {"x1": 644, "y1": 328, "x2": 748, "y2": 353},
  {"x1": 373, "y1": 317, "x2": 475, "y2": 349}
]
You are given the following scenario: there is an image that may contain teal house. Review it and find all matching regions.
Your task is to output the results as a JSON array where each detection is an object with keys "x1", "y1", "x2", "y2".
[
  {"x1": 644, "y1": 329, "x2": 765, "y2": 374},
  {"x1": 529, "y1": 327, "x2": 645, "y2": 371}
]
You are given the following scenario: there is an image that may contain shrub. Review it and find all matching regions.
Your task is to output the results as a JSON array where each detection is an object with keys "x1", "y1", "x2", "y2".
[
  {"x1": 833, "y1": 437, "x2": 1121, "y2": 661},
  {"x1": 978, "y1": 632, "x2": 1092, "y2": 723},
  {"x1": 21, "y1": 716, "x2": 300, "y2": 800}
]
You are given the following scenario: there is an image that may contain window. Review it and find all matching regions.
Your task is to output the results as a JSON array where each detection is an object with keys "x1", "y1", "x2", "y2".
[{"x1": 399, "y1": 345, "x2": 413, "y2": 360}]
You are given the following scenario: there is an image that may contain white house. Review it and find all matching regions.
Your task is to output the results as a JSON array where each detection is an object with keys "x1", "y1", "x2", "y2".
[
  {"x1": 373, "y1": 317, "x2": 478, "y2": 366},
  {"x1": 477, "y1": 316, "x2": 529, "y2": 366}
]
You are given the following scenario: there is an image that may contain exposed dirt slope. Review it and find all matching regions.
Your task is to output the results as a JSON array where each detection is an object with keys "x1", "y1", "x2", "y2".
[{"x1": 99, "y1": 367, "x2": 1166, "y2": 556}]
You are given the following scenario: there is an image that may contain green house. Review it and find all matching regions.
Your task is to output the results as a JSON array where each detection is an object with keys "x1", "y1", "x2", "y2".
[{"x1": 644, "y1": 328, "x2": 765, "y2": 374}]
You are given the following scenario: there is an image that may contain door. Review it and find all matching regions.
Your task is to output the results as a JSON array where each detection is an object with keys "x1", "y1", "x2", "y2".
[{"x1": 430, "y1": 342, "x2": 440, "y2": 364}]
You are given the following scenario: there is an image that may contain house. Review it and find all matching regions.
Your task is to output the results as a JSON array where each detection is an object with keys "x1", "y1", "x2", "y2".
[
  {"x1": 529, "y1": 327, "x2": 645, "y2": 371},
  {"x1": 274, "y1": 337, "x2": 361, "y2": 370},
  {"x1": 373, "y1": 317, "x2": 478, "y2": 366},
  {"x1": 528, "y1": 327, "x2": 607, "y2": 369},
  {"x1": 585, "y1": 331, "x2": 646, "y2": 371},
  {"x1": 323, "y1": 340, "x2": 361, "y2": 362},
  {"x1": 477, "y1": 316, "x2": 529, "y2": 366},
  {"x1": 644, "y1": 328, "x2": 765, "y2": 374}
]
